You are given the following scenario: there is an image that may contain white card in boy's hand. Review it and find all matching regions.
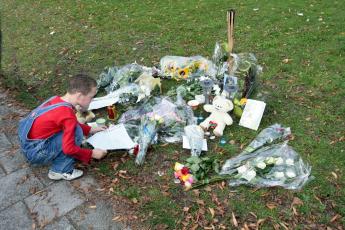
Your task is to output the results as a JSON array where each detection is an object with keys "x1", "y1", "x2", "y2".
[
  {"x1": 86, "y1": 124, "x2": 135, "y2": 150},
  {"x1": 239, "y1": 99, "x2": 266, "y2": 130},
  {"x1": 182, "y1": 136, "x2": 208, "y2": 151}
]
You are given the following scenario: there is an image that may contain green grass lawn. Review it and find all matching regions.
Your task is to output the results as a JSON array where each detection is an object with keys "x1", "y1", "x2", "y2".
[{"x1": 2, "y1": 0, "x2": 345, "y2": 229}]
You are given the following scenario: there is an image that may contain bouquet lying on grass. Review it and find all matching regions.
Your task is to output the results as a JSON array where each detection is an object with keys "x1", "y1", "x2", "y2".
[
  {"x1": 184, "y1": 124, "x2": 312, "y2": 190},
  {"x1": 219, "y1": 141, "x2": 311, "y2": 190}
]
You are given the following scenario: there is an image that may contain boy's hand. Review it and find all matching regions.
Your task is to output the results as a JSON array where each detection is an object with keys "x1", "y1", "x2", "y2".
[
  {"x1": 92, "y1": 149, "x2": 107, "y2": 159},
  {"x1": 90, "y1": 125, "x2": 107, "y2": 134}
]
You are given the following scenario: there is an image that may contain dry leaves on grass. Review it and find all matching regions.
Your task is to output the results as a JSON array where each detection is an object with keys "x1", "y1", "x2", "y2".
[
  {"x1": 330, "y1": 214, "x2": 342, "y2": 223},
  {"x1": 232, "y1": 212, "x2": 238, "y2": 227},
  {"x1": 266, "y1": 202, "x2": 278, "y2": 210}
]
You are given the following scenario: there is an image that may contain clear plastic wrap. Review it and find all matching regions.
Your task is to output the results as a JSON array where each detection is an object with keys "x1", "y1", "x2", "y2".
[
  {"x1": 104, "y1": 63, "x2": 144, "y2": 93},
  {"x1": 135, "y1": 115, "x2": 161, "y2": 165},
  {"x1": 97, "y1": 66, "x2": 119, "y2": 88},
  {"x1": 160, "y1": 56, "x2": 216, "y2": 80},
  {"x1": 242, "y1": 124, "x2": 291, "y2": 154},
  {"x1": 184, "y1": 125, "x2": 204, "y2": 157},
  {"x1": 212, "y1": 42, "x2": 227, "y2": 80},
  {"x1": 220, "y1": 142, "x2": 312, "y2": 190},
  {"x1": 231, "y1": 53, "x2": 263, "y2": 99},
  {"x1": 121, "y1": 97, "x2": 196, "y2": 164},
  {"x1": 106, "y1": 83, "x2": 141, "y2": 105}
]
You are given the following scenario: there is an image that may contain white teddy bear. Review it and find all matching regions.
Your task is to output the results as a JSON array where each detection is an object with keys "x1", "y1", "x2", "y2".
[{"x1": 199, "y1": 95, "x2": 233, "y2": 136}]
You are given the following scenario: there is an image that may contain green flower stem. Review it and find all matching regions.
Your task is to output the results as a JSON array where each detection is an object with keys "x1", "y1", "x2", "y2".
[{"x1": 191, "y1": 175, "x2": 233, "y2": 190}]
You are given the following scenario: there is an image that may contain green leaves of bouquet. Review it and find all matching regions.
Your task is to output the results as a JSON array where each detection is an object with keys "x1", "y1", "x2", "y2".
[{"x1": 185, "y1": 156, "x2": 220, "y2": 181}]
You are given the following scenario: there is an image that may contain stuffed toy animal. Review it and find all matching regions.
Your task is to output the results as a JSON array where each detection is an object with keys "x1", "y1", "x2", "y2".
[
  {"x1": 199, "y1": 95, "x2": 233, "y2": 136},
  {"x1": 135, "y1": 72, "x2": 162, "y2": 102},
  {"x1": 75, "y1": 105, "x2": 95, "y2": 124}
]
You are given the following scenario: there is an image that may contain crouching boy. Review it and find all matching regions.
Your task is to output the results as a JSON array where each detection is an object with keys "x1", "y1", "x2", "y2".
[{"x1": 18, "y1": 74, "x2": 107, "y2": 180}]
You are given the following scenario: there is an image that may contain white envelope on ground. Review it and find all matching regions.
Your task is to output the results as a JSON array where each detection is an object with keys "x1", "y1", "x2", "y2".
[
  {"x1": 88, "y1": 96, "x2": 119, "y2": 110},
  {"x1": 86, "y1": 124, "x2": 135, "y2": 150},
  {"x1": 239, "y1": 99, "x2": 266, "y2": 130},
  {"x1": 182, "y1": 136, "x2": 208, "y2": 151}
]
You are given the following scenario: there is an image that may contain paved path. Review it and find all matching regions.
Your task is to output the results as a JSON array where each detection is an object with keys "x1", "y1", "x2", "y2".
[{"x1": 0, "y1": 89, "x2": 129, "y2": 230}]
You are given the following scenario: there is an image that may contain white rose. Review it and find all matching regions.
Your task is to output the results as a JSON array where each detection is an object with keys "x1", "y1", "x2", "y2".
[
  {"x1": 237, "y1": 165, "x2": 248, "y2": 174},
  {"x1": 285, "y1": 158, "x2": 294, "y2": 166},
  {"x1": 275, "y1": 157, "x2": 284, "y2": 165},
  {"x1": 274, "y1": 171, "x2": 285, "y2": 179},
  {"x1": 256, "y1": 162, "x2": 266, "y2": 169},
  {"x1": 285, "y1": 170, "x2": 296, "y2": 178},
  {"x1": 241, "y1": 170, "x2": 257, "y2": 181},
  {"x1": 265, "y1": 157, "x2": 276, "y2": 164}
]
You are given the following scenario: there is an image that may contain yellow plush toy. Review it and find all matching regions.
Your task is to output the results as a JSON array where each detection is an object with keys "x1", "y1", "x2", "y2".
[
  {"x1": 134, "y1": 72, "x2": 162, "y2": 102},
  {"x1": 75, "y1": 106, "x2": 95, "y2": 124}
]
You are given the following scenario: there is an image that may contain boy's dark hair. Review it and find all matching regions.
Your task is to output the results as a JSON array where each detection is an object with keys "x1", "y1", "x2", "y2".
[{"x1": 67, "y1": 74, "x2": 97, "y2": 95}]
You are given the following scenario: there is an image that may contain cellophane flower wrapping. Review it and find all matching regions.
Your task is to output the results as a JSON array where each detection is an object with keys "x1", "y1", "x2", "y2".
[
  {"x1": 97, "y1": 64, "x2": 160, "y2": 104},
  {"x1": 220, "y1": 141, "x2": 312, "y2": 190},
  {"x1": 242, "y1": 124, "x2": 291, "y2": 154},
  {"x1": 135, "y1": 115, "x2": 161, "y2": 165},
  {"x1": 184, "y1": 125, "x2": 204, "y2": 157},
  {"x1": 119, "y1": 97, "x2": 195, "y2": 164},
  {"x1": 160, "y1": 56, "x2": 216, "y2": 80}
]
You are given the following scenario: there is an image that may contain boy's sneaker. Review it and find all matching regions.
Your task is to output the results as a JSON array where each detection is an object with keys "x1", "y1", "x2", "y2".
[{"x1": 48, "y1": 169, "x2": 83, "y2": 181}]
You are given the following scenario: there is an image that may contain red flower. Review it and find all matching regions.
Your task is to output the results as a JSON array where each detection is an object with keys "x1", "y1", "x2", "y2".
[
  {"x1": 181, "y1": 167, "x2": 189, "y2": 175},
  {"x1": 133, "y1": 144, "x2": 140, "y2": 156}
]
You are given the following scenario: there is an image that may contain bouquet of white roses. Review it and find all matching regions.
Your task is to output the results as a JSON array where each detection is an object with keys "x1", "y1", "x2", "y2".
[{"x1": 220, "y1": 141, "x2": 311, "y2": 190}]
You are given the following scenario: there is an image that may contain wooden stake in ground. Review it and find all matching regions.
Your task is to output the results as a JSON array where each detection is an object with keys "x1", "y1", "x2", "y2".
[{"x1": 227, "y1": 9, "x2": 235, "y2": 74}]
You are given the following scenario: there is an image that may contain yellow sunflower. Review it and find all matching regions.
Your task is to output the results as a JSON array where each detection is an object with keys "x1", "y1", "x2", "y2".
[{"x1": 177, "y1": 67, "x2": 189, "y2": 79}]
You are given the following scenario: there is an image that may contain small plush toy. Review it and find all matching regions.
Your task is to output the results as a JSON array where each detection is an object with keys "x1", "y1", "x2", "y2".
[
  {"x1": 75, "y1": 105, "x2": 95, "y2": 124},
  {"x1": 135, "y1": 72, "x2": 162, "y2": 102},
  {"x1": 199, "y1": 95, "x2": 233, "y2": 136}
]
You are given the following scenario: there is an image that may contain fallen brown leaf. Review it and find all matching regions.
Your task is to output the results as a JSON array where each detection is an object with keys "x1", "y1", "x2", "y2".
[
  {"x1": 204, "y1": 186, "x2": 212, "y2": 192},
  {"x1": 331, "y1": 172, "x2": 338, "y2": 179},
  {"x1": 249, "y1": 212, "x2": 257, "y2": 219},
  {"x1": 196, "y1": 199, "x2": 205, "y2": 206},
  {"x1": 208, "y1": 207, "x2": 215, "y2": 218},
  {"x1": 232, "y1": 212, "x2": 238, "y2": 227},
  {"x1": 193, "y1": 189, "x2": 200, "y2": 197},
  {"x1": 155, "y1": 224, "x2": 168, "y2": 229},
  {"x1": 183, "y1": 206, "x2": 190, "y2": 212},
  {"x1": 112, "y1": 162, "x2": 119, "y2": 170},
  {"x1": 330, "y1": 214, "x2": 341, "y2": 222},
  {"x1": 257, "y1": 219, "x2": 265, "y2": 227},
  {"x1": 131, "y1": 198, "x2": 138, "y2": 204},
  {"x1": 242, "y1": 222, "x2": 249, "y2": 230},
  {"x1": 291, "y1": 197, "x2": 304, "y2": 207},
  {"x1": 198, "y1": 207, "x2": 206, "y2": 215},
  {"x1": 282, "y1": 58, "x2": 291, "y2": 64},
  {"x1": 112, "y1": 216, "x2": 122, "y2": 221},
  {"x1": 190, "y1": 224, "x2": 199, "y2": 230},
  {"x1": 280, "y1": 222, "x2": 289, "y2": 230},
  {"x1": 266, "y1": 202, "x2": 277, "y2": 210}
]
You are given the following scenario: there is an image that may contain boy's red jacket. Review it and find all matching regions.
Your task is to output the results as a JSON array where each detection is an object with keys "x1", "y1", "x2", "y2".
[{"x1": 28, "y1": 96, "x2": 92, "y2": 164}]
